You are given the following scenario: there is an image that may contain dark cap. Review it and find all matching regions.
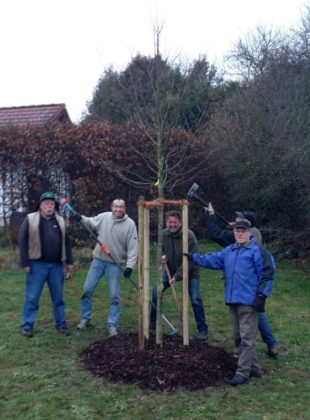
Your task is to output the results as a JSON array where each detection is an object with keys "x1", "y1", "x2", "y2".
[
  {"x1": 235, "y1": 210, "x2": 256, "y2": 226},
  {"x1": 36, "y1": 192, "x2": 59, "y2": 211},
  {"x1": 234, "y1": 219, "x2": 252, "y2": 229}
]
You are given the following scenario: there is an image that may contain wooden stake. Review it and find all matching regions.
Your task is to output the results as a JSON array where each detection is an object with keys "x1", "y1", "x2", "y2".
[
  {"x1": 138, "y1": 200, "x2": 145, "y2": 349},
  {"x1": 182, "y1": 203, "x2": 189, "y2": 346},
  {"x1": 143, "y1": 207, "x2": 150, "y2": 340}
]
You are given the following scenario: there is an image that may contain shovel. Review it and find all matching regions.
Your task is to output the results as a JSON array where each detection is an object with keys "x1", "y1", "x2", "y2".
[{"x1": 163, "y1": 262, "x2": 182, "y2": 322}]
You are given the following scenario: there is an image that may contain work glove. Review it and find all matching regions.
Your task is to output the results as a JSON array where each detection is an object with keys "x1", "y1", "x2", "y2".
[
  {"x1": 71, "y1": 212, "x2": 82, "y2": 222},
  {"x1": 182, "y1": 252, "x2": 193, "y2": 261},
  {"x1": 255, "y1": 294, "x2": 266, "y2": 312},
  {"x1": 123, "y1": 267, "x2": 132, "y2": 278},
  {"x1": 207, "y1": 202, "x2": 215, "y2": 215}
]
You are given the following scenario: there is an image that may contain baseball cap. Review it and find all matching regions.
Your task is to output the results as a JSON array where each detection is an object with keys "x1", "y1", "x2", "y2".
[
  {"x1": 36, "y1": 192, "x2": 59, "y2": 210},
  {"x1": 235, "y1": 211, "x2": 256, "y2": 226},
  {"x1": 234, "y1": 219, "x2": 252, "y2": 229}
]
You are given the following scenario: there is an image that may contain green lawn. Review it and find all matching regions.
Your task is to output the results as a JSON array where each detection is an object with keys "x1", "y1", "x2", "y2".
[{"x1": 0, "y1": 247, "x2": 309, "y2": 419}]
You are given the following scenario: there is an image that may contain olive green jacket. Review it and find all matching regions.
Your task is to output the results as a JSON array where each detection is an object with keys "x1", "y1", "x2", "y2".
[{"x1": 162, "y1": 228, "x2": 200, "y2": 281}]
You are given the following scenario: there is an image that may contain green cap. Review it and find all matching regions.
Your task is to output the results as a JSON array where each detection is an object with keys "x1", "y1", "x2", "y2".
[
  {"x1": 39, "y1": 192, "x2": 56, "y2": 202},
  {"x1": 36, "y1": 192, "x2": 59, "y2": 210}
]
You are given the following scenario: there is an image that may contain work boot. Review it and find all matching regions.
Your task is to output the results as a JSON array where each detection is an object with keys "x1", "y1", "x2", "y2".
[
  {"x1": 266, "y1": 345, "x2": 279, "y2": 357},
  {"x1": 21, "y1": 329, "x2": 33, "y2": 338},
  {"x1": 57, "y1": 327, "x2": 71, "y2": 336},
  {"x1": 250, "y1": 368, "x2": 262, "y2": 378},
  {"x1": 108, "y1": 327, "x2": 118, "y2": 337},
  {"x1": 77, "y1": 319, "x2": 91, "y2": 330},
  {"x1": 197, "y1": 330, "x2": 208, "y2": 341},
  {"x1": 229, "y1": 374, "x2": 249, "y2": 386}
]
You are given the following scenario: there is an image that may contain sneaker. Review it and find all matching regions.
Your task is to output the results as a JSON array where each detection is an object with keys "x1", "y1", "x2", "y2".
[
  {"x1": 108, "y1": 327, "x2": 118, "y2": 337},
  {"x1": 77, "y1": 319, "x2": 91, "y2": 330},
  {"x1": 21, "y1": 329, "x2": 33, "y2": 338},
  {"x1": 250, "y1": 368, "x2": 262, "y2": 378},
  {"x1": 197, "y1": 330, "x2": 208, "y2": 340},
  {"x1": 266, "y1": 345, "x2": 279, "y2": 357},
  {"x1": 229, "y1": 374, "x2": 249, "y2": 386},
  {"x1": 57, "y1": 327, "x2": 71, "y2": 336}
]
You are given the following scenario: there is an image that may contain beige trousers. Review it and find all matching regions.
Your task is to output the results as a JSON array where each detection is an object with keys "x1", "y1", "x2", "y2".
[{"x1": 229, "y1": 305, "x2": 261, "y2": 378}]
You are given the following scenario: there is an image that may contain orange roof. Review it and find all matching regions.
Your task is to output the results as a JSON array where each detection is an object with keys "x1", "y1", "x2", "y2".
[{"x1": 0, "y1": 104, "x2": 72, "y2": 127}]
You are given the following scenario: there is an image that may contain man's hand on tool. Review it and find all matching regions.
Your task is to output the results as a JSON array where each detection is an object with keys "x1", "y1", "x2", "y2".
[
  {"x1": 160, "y1": 255, "x2": 168, "y2": 263},
  {"x1": 123, "y1": 267, "x2": 132, "y2": 278},
  {"x1": 169, "y1": 276, "x2": 176, "y2": 286},
  {"x1": 207, "y1": 202, "x2": 215, "y2": 215},
  {"x1": 71, "y1": 212, "x2": 82, "y2": 222},
  {"x1": 183, "y1": 252, "x2": 193, "y2": 261}
]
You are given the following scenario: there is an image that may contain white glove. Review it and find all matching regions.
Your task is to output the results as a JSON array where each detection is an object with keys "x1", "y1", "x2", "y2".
[{"x1": 207, "y1": 202, "x2": 215, "y2": 215}]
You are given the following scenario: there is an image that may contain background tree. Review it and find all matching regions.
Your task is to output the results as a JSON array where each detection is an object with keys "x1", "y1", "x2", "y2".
[{"x1": 205, "y1": 15, "x2": 310, "y2": 251}]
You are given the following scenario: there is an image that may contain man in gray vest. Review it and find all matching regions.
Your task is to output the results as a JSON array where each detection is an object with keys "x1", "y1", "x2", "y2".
[{"x1": 19, "y1": 192, "x2": 73, "y2": 338}]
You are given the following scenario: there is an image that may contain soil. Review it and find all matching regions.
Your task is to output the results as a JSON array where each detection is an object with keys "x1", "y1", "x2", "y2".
[{"x1": 79, "y1": 333, "x2": 237, "y2": 392}]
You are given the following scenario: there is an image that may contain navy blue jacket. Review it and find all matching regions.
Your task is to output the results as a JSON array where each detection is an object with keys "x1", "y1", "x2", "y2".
[{"x1": 206, "y1": 214, "x2": 235, "y2": 247}]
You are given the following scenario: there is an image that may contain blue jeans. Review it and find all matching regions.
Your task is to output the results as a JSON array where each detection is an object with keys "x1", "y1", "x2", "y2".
[
  {"x1": 259, "y1": 312, "x2": 277, "y2": 347},
  {"x1": 80, "y1": 258, "x2": 122, "y2": 329},
  {"x1": 150, "y1": 274, "x2": 208, "y2": 333},
  {"x1": 21, "y1": 260, "x2": 66, "y2": 331}
]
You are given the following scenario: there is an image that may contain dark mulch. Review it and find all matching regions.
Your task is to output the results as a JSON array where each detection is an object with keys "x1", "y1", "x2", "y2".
[{"x1": 79, "y1": 333, "x2": 237, "y2": 392}]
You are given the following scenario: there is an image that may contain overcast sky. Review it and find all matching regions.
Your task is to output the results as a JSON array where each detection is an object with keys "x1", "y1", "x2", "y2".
[{"x1": 0, "y1": 0, "x2": 307, "y2": 123}]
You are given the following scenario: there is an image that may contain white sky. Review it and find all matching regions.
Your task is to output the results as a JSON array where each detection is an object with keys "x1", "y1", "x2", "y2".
[{"x1": 0, "y1": 0, "x2": 307, "y2": 123}]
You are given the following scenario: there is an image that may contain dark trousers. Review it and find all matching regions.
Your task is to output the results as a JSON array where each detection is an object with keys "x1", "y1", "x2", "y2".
[{"x1": 150, "y1": 274, "x2": 208, "y2": 333}]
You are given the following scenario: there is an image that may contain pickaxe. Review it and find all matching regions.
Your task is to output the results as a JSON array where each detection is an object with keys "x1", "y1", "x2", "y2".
[
  {"x1": 186, "y1": 182, "x2": 230, "y2": 226},
  {"x1": 60, "y1": 198, "x2": 178, "y2": 336}
]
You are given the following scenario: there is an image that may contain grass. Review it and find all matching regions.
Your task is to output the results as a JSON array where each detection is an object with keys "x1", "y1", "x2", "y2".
[{"x1": 0, "y1": 245, "x2": 309, "y2": 419}]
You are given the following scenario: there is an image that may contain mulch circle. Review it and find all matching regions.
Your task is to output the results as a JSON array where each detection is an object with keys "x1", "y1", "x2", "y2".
[{"x1": 79, "y1": 332, "x2": 237, "y2": 392}]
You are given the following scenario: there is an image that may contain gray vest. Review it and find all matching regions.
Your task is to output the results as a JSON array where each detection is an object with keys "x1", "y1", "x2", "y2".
[{"x1": 27, "y1": 211, "x2": 67, "y2": 263}]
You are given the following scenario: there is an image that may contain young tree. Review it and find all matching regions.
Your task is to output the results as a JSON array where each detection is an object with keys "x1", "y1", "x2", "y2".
[{"x1": 84, "y1": 26, "x2": 225, "y2": 343}]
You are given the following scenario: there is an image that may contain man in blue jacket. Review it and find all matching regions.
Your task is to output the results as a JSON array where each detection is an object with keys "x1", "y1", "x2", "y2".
[
  {"x1": 205, "y1": 203, "x2": 278, "y2": 357},
  {"x1": 184, "y1": 218, "x2": 275, "y2": 386}
]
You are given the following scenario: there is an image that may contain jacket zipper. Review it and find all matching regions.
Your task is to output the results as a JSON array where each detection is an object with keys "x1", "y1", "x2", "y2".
[{"x1": 230, "y1": 248, "x2": 239, "y2": 302}]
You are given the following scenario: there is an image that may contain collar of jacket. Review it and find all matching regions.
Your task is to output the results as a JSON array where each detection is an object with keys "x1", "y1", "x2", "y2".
[
  {"x1": 232, "y1": 238, "x2": 256, "y2": 249},
  {"x1": 167, "y1": 228, "x2": 182, "y2": 238},
  {"x1": 112, "y1": 213, "x2": 128, "y2": 223}
]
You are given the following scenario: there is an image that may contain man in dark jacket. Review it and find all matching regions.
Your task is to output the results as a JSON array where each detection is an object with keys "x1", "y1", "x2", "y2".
[
  {"x1": 150, "y1": 210, "x2": 208, "y2": 339},
  {"x1": 19, "y1": 192, "x2": 73, "y2": 338},
  {"x1": 205, "y1": 203, "x2": 278, "y2": 357}
]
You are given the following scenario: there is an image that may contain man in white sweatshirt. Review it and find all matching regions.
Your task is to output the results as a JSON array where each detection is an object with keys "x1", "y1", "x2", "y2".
[{"x1": 77, "y1": 199, "x2": 138, "y2": 336}]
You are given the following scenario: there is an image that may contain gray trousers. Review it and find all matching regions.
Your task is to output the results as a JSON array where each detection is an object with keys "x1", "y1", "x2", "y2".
[{"x1": 229, "y1": 305, "x2": 261, "y2": 378}]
